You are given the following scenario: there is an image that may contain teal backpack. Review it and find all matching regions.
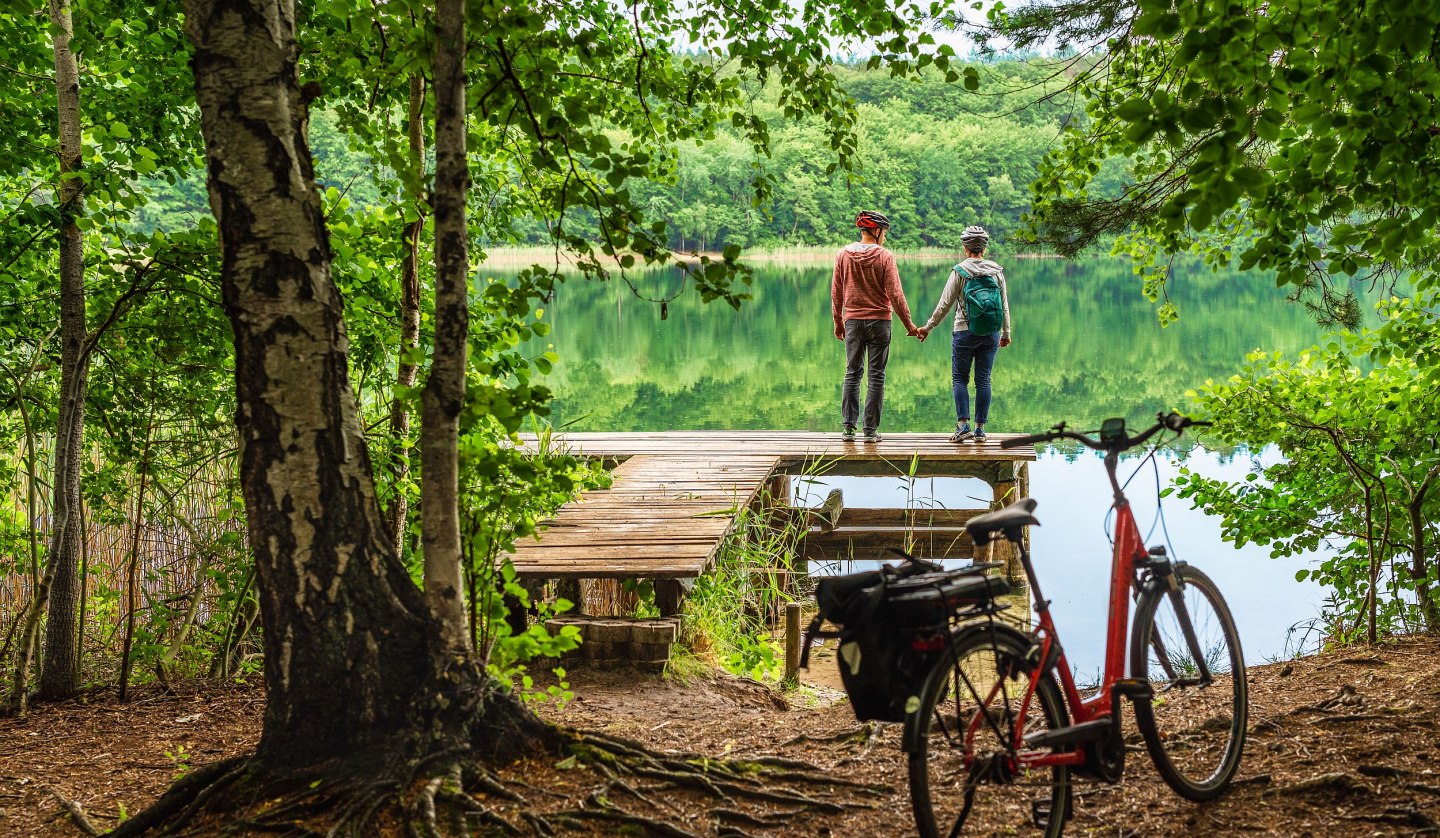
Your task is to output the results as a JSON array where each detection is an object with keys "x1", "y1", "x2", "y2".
[{"x1": 957, "y1": 265, "x2": 1004, "y2": 337}]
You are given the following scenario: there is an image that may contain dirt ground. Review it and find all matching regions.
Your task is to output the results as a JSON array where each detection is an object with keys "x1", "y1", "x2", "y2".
[{"x1": 3, "y1": 636, "x2": 1439, "y2": 836}]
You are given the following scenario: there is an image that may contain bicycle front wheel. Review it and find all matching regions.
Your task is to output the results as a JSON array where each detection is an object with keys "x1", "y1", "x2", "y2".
[
  {"x1": 1130, "y1": 564, "x2": 1247, "y2": 800},
  {"x1": 908, "y1": 628, "x2": 1071, "y2": 838}
]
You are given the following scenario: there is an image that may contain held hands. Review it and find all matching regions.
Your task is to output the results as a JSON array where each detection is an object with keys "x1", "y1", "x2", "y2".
[{"x1": 914, "y1": 326, "x2": 929, "y2": 342}]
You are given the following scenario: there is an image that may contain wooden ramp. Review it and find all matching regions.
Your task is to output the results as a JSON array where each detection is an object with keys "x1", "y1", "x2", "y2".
[{"x1": 505, "y1": 454, "x2": 780, "y2": 579}]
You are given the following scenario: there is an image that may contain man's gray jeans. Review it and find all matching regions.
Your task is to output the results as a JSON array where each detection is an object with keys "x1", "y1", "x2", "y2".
[{"x1": 841, "y1": 318, "x2": 892, "y2": 434}]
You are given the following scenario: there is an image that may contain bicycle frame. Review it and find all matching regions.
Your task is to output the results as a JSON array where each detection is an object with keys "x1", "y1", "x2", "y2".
[{"x1": 970, "y1": 449, "x2": 1152, "y2": 771}]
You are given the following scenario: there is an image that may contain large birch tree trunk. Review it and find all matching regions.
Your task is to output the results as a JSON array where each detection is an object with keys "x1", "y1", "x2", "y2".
[
  {"x1": 185, "y1": 0, "x2": 459, "y2": 771},
  {"x1": 35, "y1": 0, "x2": 91, "y2": 702},
  {"x1": 178, "y1": 0, "x2": 548, "y2": 783},
  {"x1": 421, "y1": 0, "x2": 470, "y2": 649}
]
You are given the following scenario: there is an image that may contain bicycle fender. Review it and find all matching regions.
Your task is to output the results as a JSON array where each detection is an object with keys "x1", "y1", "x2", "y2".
[{"x1": 900, "y1": 622, "x2": 1036, "y2": 754}]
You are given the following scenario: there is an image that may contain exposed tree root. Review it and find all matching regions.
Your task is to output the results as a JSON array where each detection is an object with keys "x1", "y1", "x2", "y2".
[
  {"x1": 106, "y1": 706, "x2": 869, "y2": 836},
  {"x1": 552, "y1": 806, "x2": 704, "y2": 837},
  {"x1": 730, "y1": 755, "x2": 823, "y2": 771},
  {"x1": 562, "y1": 727, "x2": 875, "y2": 822},
  {"x1": 107, "y1": 756, "x2": 247, "y2": 837},
  {"x1": 1341, "y1": 805, "x2": 1438, "y2": 829},
  {"x1": 44, "y1": 785, "x2": 100, "y2": 836},
  {"x1": 711, "y1": 805, "x2": 806, "y2": 827},
  {"x1": 1271, "y1": 772, "x2": 1367, "y2": 796},
  {"x1": 781, "y1": 723, "x2": 874, "y2": 747}
]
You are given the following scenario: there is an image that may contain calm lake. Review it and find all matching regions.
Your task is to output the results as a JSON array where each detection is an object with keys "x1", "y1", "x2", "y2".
[{"x1": 526, "y1": 255, "x2": 1338, "y2": 673}]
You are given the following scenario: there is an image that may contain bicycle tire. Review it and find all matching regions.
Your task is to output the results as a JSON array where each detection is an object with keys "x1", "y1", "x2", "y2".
[
  {"x1": 1130, "y1": 564, "x2": 1248, "y2": 801},
  {"x1": 908, "y1": 628, "x2": 1071, "y2": 838}
]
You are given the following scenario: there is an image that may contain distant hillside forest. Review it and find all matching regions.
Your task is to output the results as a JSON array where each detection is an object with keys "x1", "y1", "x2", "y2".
[{"x1": 136, "y1": 58, "x2": 1128, "y2": 253}]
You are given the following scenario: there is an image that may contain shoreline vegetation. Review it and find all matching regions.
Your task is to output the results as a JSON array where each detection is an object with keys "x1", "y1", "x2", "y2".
[{"x1": 478, "y1": 245, "x2": 1069, "y2": 271}]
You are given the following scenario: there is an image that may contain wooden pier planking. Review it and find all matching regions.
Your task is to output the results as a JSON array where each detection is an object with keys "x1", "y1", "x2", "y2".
[
  {"x1": 502, "y1": 432, "x2": 1036, "y2": 581},
  {"x1": 504, "y1": 453, "x2": 781, "y2": 579}
]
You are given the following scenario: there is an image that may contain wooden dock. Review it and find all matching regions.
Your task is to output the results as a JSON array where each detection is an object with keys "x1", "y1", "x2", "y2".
[
  {"x1": 507, "y1": 454, "x2": 780, "y2": 579},
  {"x1": 505, "y1": 432, "x2": 1036, "y2": 588},
  {"x1": 524, "y1": 431, "x2": 1033, "y2": 479}
]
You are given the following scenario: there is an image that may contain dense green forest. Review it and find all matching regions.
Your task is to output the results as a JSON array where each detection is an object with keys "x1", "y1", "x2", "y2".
[{"x1": 136, "y1": 59, "x2": 1127, "y2": 252}]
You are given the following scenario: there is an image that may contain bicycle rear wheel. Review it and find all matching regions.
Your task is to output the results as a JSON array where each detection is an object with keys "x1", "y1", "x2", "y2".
[
  {"x1": 908, "y1": 628, "x2": 1071, "y2": 838},
  {"x1": 1130, "y1": 564, "x2": 1247, "y2": 800}
]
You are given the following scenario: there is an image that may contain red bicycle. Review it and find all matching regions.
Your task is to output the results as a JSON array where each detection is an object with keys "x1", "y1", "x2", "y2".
[{"x1": 905, "y1": 412, "x2": 1248, "y2": 837}]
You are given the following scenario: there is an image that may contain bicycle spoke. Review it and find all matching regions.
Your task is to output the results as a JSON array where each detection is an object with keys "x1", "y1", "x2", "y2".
[
  {"x1": 1132, "y1": 565, "x2": 1248, "y2": 800},
  {"x1": 909, "y1": 630, "x2": 1070, "y2": 838}
]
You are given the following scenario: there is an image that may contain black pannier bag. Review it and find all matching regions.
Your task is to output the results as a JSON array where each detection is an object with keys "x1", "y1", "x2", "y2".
[{"x1": 803, "y1": 553, "x2": 1010, "y2": 722}]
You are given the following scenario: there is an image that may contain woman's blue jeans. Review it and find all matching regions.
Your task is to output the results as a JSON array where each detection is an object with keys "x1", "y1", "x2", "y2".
[{"x1": 952, "y1": 329, "x2": 1000, "y2": 425}]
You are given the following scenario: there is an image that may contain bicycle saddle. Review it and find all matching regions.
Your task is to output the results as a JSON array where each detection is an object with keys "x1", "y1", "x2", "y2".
[{"x1": 965, "y1": 497, "x2": 1040, "y2": 545}]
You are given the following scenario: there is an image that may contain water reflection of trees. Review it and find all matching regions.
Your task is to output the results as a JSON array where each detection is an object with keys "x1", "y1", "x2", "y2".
[{"x1": 535, "y1": 259, "x2": 1337, "y2": 434}]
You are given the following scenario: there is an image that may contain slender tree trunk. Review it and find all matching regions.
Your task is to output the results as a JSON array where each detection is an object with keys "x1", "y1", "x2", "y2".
[
  {"x1": 75, "y1": 497, "x2": 89, "y2": 672},
  {"x1": 36, "y1": 0, "x2": 90, "y2": 702},
  {"x1": 117, "y1": 426, "x2": 154, "y2": 702},
  {"x1": 422, "y1": 0, "x2": 470, "y2": 650},
  {"x1": 384, "y1": 75, "x2": 426, "y2": 556},
  {"x1": 156, "y1": 553, "x2": 214, "y2": 689},
  {"x1": 209, "y1": 567, "x2": 255, "y2": 679},
  {"x1": 1408, "y1": 478, "x2": 1439, "y2": 631},
  {"x1": 181, "y1": 0, "x2": 549, "y2": 775}
]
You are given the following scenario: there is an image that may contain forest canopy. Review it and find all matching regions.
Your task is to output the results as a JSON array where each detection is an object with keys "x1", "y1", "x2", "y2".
[{"x1": 134, "y1": 58, "x2": 1129, "y2": 252}]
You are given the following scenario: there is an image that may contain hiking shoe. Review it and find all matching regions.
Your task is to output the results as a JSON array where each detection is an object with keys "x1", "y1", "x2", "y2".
[
  {"x1": 842, "y1": 425, "x2": 857, "y2": 440},
  {"x1": 863, "y1": 430, "x2": 882, "y2": 443},
  {"x1": 950, "y1": 422, "x2": 973, "y2": 443},
  {"x1": 973, "y1": 427, "x2": 988, "y2": 442}
]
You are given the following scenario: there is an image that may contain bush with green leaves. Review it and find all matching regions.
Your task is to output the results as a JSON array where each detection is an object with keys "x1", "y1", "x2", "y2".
[
  {"x1": 1174, "y1": 293, "x2": 1440, "y2": 643},
  {"x1": 675, "y1": 504, "x2": 804, "y2": 683}
]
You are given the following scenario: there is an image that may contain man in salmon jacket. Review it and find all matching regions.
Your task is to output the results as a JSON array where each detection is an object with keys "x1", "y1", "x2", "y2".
[{"x1": 830, "y1": 210, "x2": 921, "y2": 443}]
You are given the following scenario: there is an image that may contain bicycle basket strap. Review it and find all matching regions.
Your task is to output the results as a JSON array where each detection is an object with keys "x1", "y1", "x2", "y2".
[{"x1": 814, "y1": 569, "x2": 886, "y2": 626}]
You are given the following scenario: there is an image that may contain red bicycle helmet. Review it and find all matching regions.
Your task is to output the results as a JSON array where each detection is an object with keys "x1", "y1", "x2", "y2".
[{"x1": 856, "y1": 210, "x2": 891, "y2": 231}]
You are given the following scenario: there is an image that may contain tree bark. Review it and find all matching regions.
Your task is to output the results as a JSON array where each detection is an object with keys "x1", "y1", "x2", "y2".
[
  {"x1": 1407, "y1": 476, "x2": 1439, "y2": 632},
  {"x1": 384, "y1": 75, "x2": 426, "y2": 557},
  {"x1": 184, "y1": 0, "x2": 469, "y2": 772},
  {"x1": 36, "y1": 0, "x2": 91, "y2": 702},
  {"x1": 116, "y1": 423, "x2": 153, "y2": 702},
  {"x1": 422, "y1": 0, "x2": 470, "y2": 650}
]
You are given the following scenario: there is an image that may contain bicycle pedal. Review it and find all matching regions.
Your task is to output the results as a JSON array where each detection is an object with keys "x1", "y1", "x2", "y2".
[
  {"x1": 1031, "y1": 800, "x2": 1052, "y2": 828},
  {"x1": 1112, "y1": 678, "x2": 1154, "y2": 701}
]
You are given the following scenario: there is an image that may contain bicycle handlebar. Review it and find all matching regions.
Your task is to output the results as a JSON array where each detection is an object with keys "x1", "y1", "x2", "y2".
[{"x1": 1000, "y1": 412, "x2": 1211, "y2": 453}]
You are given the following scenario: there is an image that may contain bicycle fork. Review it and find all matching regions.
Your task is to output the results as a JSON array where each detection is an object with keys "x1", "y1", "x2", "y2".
[{"x1": 1145, "y1": 556, "x2": 1214, "y2": 688}]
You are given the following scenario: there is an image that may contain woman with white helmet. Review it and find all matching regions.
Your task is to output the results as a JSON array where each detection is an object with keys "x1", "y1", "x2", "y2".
[{"x1": 917, "y1": 225, "x2": 1012, "y2": 443}]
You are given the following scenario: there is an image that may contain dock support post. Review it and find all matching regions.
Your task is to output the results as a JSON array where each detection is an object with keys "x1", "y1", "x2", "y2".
[
  {"x1": 784, "y1": 601, "x2": 802, "y2": 682},
  {"x1": 767, "y1": 473, "x2": 791, "y2": 507},
  {"x1": 557, "y1": 578, "x2": 583, "y2": 615},
  {"x1": 1016, "y1": 462, "x2": 1031, "y2": 582},
  {"x1": 655, "y1": 579, "x2": 685, "y2": 617},
  {"x1": 993, "y1": 463, "x2": 1026, "y2": 585}
]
